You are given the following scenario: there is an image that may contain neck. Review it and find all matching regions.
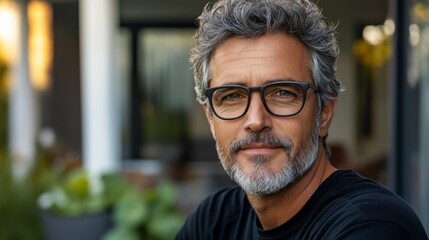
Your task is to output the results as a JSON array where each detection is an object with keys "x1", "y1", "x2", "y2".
[{"x1": 246, "y1": 144, "x2": 336, "y2": 230}]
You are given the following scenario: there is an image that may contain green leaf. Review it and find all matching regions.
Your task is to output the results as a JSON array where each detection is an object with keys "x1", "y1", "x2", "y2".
[
  {"x1": 102, "y1": 173, "x2": 130, "y2": 202},
  {"x1": 64, "y1": 169, "x2": 90, "y2": 199},
  {"x1": 156, "y1": 181, "x2": 177, "y2": 207},
  {"x1": 103, "y1": 226, "x2": 139, "y2": 240},
  {"x1": 85, "y1": 194, "x2": 107, "y2": 214},
  {"x1": 148, "y1": 212, "x2": 184, "y2": 240},
  {"x1": 113, "y1": 191, "x2": 148, "y2": 228}
]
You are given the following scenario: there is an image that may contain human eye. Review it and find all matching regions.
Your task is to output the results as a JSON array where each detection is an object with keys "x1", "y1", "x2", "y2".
[
  {"x1": 223, "y1": 92, "x2": 244, "y2": 101},
  {"x1": 275, "y1": 89, "x2": 296, "y2": 98},
  {"x1": 213, "y1": 87, "x2": 247, "y2": 104},
  {"x1": 265, "y1": 84, "x2": 302, "y2": 103}
]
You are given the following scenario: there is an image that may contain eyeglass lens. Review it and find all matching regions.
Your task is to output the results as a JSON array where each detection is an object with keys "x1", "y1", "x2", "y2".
[{"x1": 211, "y1": 83, "x2": 306, "y2": 119}]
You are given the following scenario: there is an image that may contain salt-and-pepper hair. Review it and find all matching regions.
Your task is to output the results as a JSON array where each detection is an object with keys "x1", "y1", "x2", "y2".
[{"x1": 191, "y1": 0, "x2": 344, "y2": 105}]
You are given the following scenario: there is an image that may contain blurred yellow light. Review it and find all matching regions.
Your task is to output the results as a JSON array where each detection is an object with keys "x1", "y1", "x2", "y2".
[
  {"x1": 363, "y1": 25, "x2": 385, "y2": 46},
  {"x1": 28, "y1": 0, "x2": 52, "y2": 91},
  {"x1": 413, "y1": 2, "x2": 429, "y2": 23},
  {"x1": 0, "y1": 1, "x2": 20, "y2": 64}
]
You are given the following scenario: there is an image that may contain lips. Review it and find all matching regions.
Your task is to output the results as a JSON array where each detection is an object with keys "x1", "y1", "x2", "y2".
[
  {"x1": 239, "y1": 143, "x2": 282, "y2": 155},
  {"x1": 240, "y1": 143, "x2": 280, "y2": 150}
]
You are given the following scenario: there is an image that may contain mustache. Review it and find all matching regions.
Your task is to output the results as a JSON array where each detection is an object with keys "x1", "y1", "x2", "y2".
[{"x1": 229, "y1": 132, "x2": 294, "y2": 155}]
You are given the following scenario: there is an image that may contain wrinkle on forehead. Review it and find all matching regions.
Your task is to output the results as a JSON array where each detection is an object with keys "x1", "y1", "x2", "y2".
[{"x1": 210, "y1": 33, "x2": 311, "y2": 87}]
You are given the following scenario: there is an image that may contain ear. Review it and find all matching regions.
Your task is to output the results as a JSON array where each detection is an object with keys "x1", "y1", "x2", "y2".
[{"x1": 319, "y1": 100, "x2": 337, "y2": 138}]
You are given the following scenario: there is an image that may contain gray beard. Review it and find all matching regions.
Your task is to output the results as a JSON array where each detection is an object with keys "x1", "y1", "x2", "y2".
[{"x1": 216, "y1": 119, "x2": 320, "y2": 196}]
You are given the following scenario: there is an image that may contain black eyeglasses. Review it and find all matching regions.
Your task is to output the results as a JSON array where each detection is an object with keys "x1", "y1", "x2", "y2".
[{"x1": 204, "y1": 80, "x2": 318, "y2": 120}]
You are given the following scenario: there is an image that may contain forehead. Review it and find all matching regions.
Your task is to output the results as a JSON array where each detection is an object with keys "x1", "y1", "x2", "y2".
[{"x1": 209, "y1": 33, "x2": 312, "y2": 87}]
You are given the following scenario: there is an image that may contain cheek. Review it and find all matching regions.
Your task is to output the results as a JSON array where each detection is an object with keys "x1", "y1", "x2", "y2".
[
  {"x1": 275, "y1": 118, "x2": 313, "y2": 153},
  {"x1": 212, "y1": 121, "x2": 239, "y2": 150}
]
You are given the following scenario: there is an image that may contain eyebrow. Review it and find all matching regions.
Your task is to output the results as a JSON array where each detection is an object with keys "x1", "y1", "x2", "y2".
[
  {"x1": 265, "y1": 78, "x2": 302, "y2": 84},
  {"x1": 213, "y1": 78, "x2": 302, "y2": 87}
]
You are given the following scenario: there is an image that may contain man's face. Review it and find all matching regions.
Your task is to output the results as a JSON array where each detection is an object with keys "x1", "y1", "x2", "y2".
[{"x1": 205, "y1": 33, "x2": 330, "y2": 195}]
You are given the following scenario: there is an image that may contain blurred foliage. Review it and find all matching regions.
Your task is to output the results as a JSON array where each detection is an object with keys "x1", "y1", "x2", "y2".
[
  {"x1": 105, "y1": 181, "x2": 184, "y2": 240},
  {"x1": 0, "y1": 153, "x2": 53, "y2": 240},
  {"x1": 42, "y1": 169, "x2": 128, "y2": 216},
  {"x1": 42, "y1": 168, "x2": 184, "y2": 240}
]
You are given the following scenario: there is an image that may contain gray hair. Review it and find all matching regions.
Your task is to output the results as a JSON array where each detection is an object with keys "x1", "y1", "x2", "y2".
[{"x1": 191, "y1": 0, "x2": 344, "y2": 106}]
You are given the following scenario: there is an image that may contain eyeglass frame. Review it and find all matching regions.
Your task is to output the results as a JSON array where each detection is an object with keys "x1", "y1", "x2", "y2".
[{"x1": 204, "y1": 80, "x2": 319, "y2": 120}]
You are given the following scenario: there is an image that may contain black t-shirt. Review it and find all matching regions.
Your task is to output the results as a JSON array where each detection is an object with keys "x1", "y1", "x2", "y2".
[{"x1": 176, "y1": 170, "x2": 428, "y2": 239}]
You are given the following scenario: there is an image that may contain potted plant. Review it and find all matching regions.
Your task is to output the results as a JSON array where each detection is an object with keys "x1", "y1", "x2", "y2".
[
  {"x1": 104, "y1": 180, "x2": 184, "y2": 240},
  {"x1": 39, "y1": 168, "x2": 184, "y2": 240},
  {"x1": 39, "y1": 169, "x2": 116, "y2": 240}
]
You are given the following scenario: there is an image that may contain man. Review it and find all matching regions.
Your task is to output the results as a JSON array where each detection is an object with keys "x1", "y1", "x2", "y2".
[{"x1": 176, "y1": 0, "x2": 428, "y2": 239}]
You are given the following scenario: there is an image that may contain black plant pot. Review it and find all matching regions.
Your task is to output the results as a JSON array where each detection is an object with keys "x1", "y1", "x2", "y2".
[{"x1": 40, "y1": 210, "x2": 113, "y2": 240}]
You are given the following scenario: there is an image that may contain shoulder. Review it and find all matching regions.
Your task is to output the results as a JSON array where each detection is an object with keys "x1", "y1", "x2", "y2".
[
  {"x1": 315, "y1": 170, "x2": 428, "y2": 239},
  {"x1": 329, "y1": 170, "x2": 417, "y2": 222},
  {"x1": 175, "y1": 186, "x2": 249, "y2": 240}
]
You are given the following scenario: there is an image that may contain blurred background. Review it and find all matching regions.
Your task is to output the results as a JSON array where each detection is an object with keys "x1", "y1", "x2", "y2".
[{"x1": 0, "y1": 0, "x2": 428, "y2": 239}]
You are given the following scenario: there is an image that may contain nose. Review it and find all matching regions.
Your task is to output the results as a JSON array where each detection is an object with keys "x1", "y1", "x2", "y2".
[{"x1": 243, "y1": 92, "x2": 272, "y2": 133}]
